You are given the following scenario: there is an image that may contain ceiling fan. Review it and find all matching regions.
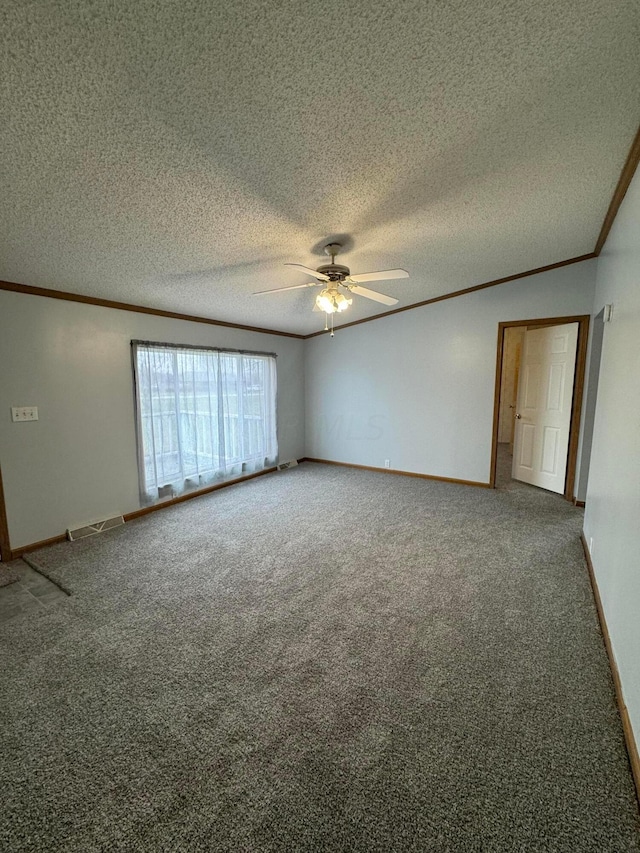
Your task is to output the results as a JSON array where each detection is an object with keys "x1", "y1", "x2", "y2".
[{"x1": 253, "y1": 243, "x2": 409, "y2": 318}]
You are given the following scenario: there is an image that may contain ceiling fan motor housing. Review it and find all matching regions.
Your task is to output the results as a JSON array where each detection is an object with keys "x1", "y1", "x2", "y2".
[{"x1": 316, "y1": 263, "x2": 350, "y2": 282}]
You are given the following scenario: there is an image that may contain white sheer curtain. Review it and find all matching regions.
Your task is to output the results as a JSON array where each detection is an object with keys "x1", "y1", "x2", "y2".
[{"x1": 133, "y1": 342, "x2": 277, "y2": 503}]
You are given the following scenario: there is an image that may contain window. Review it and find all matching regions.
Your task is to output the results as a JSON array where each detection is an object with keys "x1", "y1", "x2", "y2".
[{"x1": 132, "y1": 341, "x2": 277, "y2": 503}]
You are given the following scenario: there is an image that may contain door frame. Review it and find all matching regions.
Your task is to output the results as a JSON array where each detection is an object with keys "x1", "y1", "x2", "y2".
[
  {"x1": 489, "y1": 314, "x2": 590, "y2": 501},
  {"x1": 0, "y1": 465, "x2": 11, "y2": 562}
]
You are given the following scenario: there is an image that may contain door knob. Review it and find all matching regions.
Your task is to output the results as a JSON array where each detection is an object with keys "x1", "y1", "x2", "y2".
[{"x1": 515, "y1": 413, "x2": 522, "y2": 419}]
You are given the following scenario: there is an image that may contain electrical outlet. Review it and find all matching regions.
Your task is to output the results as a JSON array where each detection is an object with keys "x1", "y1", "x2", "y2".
[
  {"x1": 11, "y1": 406, "x2": 38, "y2": 422},
  {"x1": 384, "y1": 459, "x2": 390, "y2": 468}
]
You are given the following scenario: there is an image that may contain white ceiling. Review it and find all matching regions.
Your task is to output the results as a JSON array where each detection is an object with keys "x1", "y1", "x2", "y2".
[{"x1": 1, "y1": 1, "x2": 638, "y2": 334}]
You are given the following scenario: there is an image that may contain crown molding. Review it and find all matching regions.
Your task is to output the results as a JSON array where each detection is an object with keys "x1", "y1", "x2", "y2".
[
  {"x1": 303, "y1": 253, "x2": 596, "y2": 339},
  {"x1": 0, "y1": 280, "x2": 305, "y2": 340},
  {"x1": 594, "y1": 125, "x2": 640, "y2": 256}
]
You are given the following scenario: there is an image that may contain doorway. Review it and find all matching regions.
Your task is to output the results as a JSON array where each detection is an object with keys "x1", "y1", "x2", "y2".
[{"x1": 490, "y1": 315, "x2": 590, "y2": 500}]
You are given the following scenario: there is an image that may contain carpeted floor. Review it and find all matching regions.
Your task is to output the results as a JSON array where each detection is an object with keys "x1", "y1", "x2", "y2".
[
  {"x1": 0, "y1": 561, "x2": 20, "y2": 588},
  {"x1": 1, "y1": 462, "x2": 639, "y2": 851}
]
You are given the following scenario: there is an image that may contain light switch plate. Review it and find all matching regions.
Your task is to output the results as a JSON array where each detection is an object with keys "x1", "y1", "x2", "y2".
[{"x1": 11, "y1": 406, "x2": 38, "y2": 422}]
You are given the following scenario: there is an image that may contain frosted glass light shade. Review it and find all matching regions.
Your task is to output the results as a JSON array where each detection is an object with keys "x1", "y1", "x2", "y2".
[{"x1": 316, "y1": 289, "x2": 352, "y2": 314}]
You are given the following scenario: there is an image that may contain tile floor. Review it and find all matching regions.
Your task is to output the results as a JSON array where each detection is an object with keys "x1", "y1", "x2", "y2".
[{"x1": 0, "y1": 560, "x2": 68, "y2": 621}]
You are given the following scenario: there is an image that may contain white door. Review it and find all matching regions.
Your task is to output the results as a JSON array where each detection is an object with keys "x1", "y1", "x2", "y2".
[{"x1": 512, "y1": 322, "x2": 579, "y2": 494}]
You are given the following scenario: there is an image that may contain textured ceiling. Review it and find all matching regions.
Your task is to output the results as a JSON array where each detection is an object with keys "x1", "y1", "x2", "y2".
[{"x1": 1, "y1": 0, "x2": 639, "y2": 334}]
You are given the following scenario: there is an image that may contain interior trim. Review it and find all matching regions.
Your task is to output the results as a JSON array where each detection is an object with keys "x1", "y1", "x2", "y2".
[
  {"x1": 580, "y1": 533, "x2": 640, "y2": 806},
  {"x1": 489, "y1": 315, "x2": 590, "y2": 501},
  {"x1": 303, "y1": 254, "x2": 596, "y2": 339},
  {"x1": 6, "y1": 465, "x2": 287, "y2": 560},
  {"x1": 10, "y1": 534, "x2": 68, "y2": 561},
  {"x1": 301, "y1": 457, "x2": 491, "y2": 488},
  {"x1": 594, "y1": 125, "x2": 640, "y2": 256},
  {"x1": 0, "y1": 466, "x2": 11, "y2": 563},
  {"x1": 123, "y1": 466, "x2": 278, "y2": 521},
  {"x1": 0, "y1": 279, "x2": 305, "y2": 340}
]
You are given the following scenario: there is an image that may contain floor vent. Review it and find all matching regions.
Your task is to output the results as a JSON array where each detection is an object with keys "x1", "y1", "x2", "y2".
[
  {"x1": 277, "y1": 460, "x2": 299, "y2": 471},
  {"x1": 67, "y1": 515, "x2": 124, "y2": 542}
]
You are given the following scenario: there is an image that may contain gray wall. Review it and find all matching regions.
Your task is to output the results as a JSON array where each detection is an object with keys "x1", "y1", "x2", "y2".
[
  {"x1": 305, "y1": 260, "x2": 596, "y2": 484},
  {"x1": 0, "y1": 292, "x2": 305, "y2": 548},
  {"x1": 584, "y1": 166, "x2": 640, "y2": 746}
]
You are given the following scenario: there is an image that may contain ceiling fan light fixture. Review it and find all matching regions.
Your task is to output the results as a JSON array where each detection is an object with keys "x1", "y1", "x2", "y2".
[{"x1": 316, "y1": 289, "x2": 352, "y2": 314}]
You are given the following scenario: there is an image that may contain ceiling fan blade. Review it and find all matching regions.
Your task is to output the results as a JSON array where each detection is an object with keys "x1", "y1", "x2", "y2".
[
  {"x1": 253, "y1": 283, "x2": 315, "y2": 295},
  {"x1": 349, "y1": 285, "x2": 399, "y2": 306},
  {"x1": 347, "y1": 268, "x2": 409, "y2": 283},
  {"x1": 284, "y1": 263, "x2": 330, "y2": 281}
]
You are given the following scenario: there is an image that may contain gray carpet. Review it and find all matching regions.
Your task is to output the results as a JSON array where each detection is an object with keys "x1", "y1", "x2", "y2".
[
  {"x1": 0, "y1": 560, "x2": 20, "y2": 588},
  {"x1": 1, "y1": 463, "x2": 639, "y2": 852}
]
